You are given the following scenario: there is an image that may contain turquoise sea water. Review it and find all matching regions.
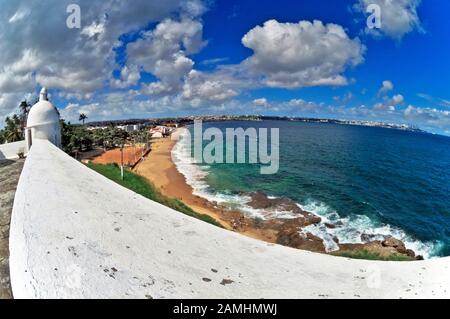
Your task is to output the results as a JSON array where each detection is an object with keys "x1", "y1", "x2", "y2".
[{"x1": 172, "y1": 121, "x2": 450, "y2": 258}]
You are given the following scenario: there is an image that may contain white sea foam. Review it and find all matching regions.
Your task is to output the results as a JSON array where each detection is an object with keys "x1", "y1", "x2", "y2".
[
  {"x1": 172, "y1": 128, "x2": 440, "y2": 259},
  {"x1": 172, "y1": 128, "x2": 295, "y2": 219},
  {"x1": 299, "y1": 199, "x2": 439, "y2": 259}
]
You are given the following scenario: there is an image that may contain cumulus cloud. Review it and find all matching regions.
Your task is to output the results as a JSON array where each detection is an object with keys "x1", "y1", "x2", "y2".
[
  {"x1": 127, "y1": 17, "x2": 205, "y2": 95},
  {"x1": 391, "y1": 94, "x2": 404, "y2": 105},
  {"x1": 285, "y1": 99, "x2": 324, "y2": 113},
  {"x1": 0, "y1": 0, "x2": 205, "y2": 119},
  {"x1": 356, "y1": 0, "x2": 422, "y2": 39},
  {"x1": 333, "y1": 92, "x2": 353, "y2": 104},
  {"x1": 252, "y1": 98, "x2": 269, "y2": 107},
  {"x1": 111, "y1": 65, "x2": 141, "y2": 89},
  {"x1": 373, "y1": 93, "x2": 404, "y2": 113},
  {"x1": 241, "y1": 19, "x2": 365, "y2": 88},
  {"x1": 378, "y1": 80, "x2": 394, "y2": 95},
  {"x1": 182, "y1": 70, "x2": 239, "y2": 103},
  {"x1": 404, "y1": 105, "x2": 450, "y2": 130}
]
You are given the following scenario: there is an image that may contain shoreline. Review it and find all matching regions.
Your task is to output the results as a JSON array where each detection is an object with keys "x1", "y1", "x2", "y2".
[
  {"x1": 133, "y1": 128, "x2": 422, "y2": 260},
  {"x1": 133, "y1": 134, "x2": 278, "y2": 243}
]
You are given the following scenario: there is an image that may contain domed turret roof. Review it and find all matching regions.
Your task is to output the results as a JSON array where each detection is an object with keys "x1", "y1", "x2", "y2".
[{"x1": 27, "y1": 87, "x2": 60, "y2": 128}]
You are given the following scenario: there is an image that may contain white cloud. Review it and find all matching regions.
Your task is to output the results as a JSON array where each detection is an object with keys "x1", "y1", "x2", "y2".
[
  {"x1": 0, "y1": 0, "x2": 205, "y2": 118},
  {"x1": 8, "y1": 7, "x2": 30, "y2": 23},
  {"x1": 333, "y1": 92, "x2": 353, "y2": 104},
  {"x1": 111, "y1": 65, "x2": 141, "y2": 88},
  {"x1": 127, "y1": 17, "x2": 205, "y2": 95},
  {"x1": 182, "y1": 70, "x2": 239, "y2": 103},
  {"x1": 286, "y1": 99, "x2": 324, "y2": 113},
  {"x1": 404, "y1": 105, "x2": 450, "y2": 129},
  {"x1": 241, "y1": 19, "x2": 365, "y2": 88},
  {"x1": 356, "y1": 0, "x2": 422, "y2": 39},
  {"x1": 200, "y1": 57, "x2": 229, "y2": 65},
  {"x1": 373, "y1": 93, "x2": 404, "y2": 113},
  {"x1": 81, "y1": 20, "x2": 106, "y2": 40},
  {"x1": 417, "y1": 93, "x2": 450, "y2": 109},
  {"x1": 378, "y1": 80, "x2": 394, "y2": 95},
  {"x1": 373, "y1": 103, "x2": 395, "y2": 112},
  {"x1": 392, "y1": 94, "x2": 404, "y2": 105},
  {"x1": 253, "y1": 98, "x2": 269, "y2": 107}
]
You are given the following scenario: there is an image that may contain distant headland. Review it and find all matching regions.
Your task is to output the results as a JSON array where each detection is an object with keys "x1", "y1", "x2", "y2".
[{"x1": 86, "y1": 115, "x2": 426, "y2": 134}]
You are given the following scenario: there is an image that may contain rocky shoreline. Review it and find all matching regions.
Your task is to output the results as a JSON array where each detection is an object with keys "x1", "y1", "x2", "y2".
[
  {"x1": 135, "y1": 134, "x2": 422, "y2": 261},
  {"x1": 208, "y1": 192, "x2": 423, "y2": 261}
]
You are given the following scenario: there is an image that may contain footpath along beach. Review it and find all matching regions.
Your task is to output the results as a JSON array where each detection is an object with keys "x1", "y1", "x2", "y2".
[{"x1": 133, "y1": 128, "x2": 423, "y2": 261}]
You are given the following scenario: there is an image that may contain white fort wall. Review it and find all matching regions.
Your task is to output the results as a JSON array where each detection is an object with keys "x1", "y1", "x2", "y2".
[
  {"x1": 9, "y1": 139, "x2": 450, "y2": 298},
  {"x1": 0, "y1": 140, "x2": 26, "y2": 160}
]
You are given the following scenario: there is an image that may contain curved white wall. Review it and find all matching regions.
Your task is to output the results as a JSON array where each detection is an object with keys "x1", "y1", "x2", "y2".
[
  {"x1": 0, "y1": 140, "x2": 26, "y2": 160},
  {"x1": 9, "y1": 140, "x2": 450, "y2": 298}
]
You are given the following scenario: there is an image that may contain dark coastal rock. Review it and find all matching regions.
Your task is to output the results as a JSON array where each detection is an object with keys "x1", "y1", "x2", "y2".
[
  {"x1": 221, "y1": 192, "x2": 419, "y2": 261},
  {"x1": 360, "y1": 233, "x2": 378, "y2": 242},
  {"x1": 416, "y1": 255, "x2": 424, "y2": 260},
  {"x1": 406, "y1": 249, "x2": 416, "y2": 259},
  {"x1": 277, "y1": 232, "x2": 326, "y2": 253},
  {"x1": 337, "y1": 238, "x2": 417, "y2": 261},
  {"x1": 324, "y1": 223, "x2": 336, "y2": 229},
  {"x1": 382, "y1": 236, "x2": 407, "y2": 254},
  {"x1": 245, "y1": 192, "x2": 321, "y2": 226},
  {"x1": 276, "y1": 220, "x2": 326, "y2": 253},
  {"x1": 276, "y1": 218, "x2": 325, "y2": 253},
  {"x1": 246, "y1": 192, "x2": 301, "y2": 213}
]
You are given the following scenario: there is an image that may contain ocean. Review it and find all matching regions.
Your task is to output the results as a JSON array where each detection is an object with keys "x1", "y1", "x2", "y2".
[{"x1": 172, "y1": 120, "x2": 450, "y2": 258}]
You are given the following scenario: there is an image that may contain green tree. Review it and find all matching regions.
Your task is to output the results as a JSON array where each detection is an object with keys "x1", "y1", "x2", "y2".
[
  {"x1": 3, "y1": 115, "x2": 22, "y2": 143},
  {"x1": 79, "y1": 113, "x2": 88, "y2": 125},
  {"x1": 19, "y1": 100, "x2": 31, "y2": 130},
  {"x1": 0, "y1": 128, "x2": 5, "y2": 144}
]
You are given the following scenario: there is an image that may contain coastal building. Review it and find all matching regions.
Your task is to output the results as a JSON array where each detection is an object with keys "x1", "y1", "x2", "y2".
[
  {"x1": 24, "y1": 87, "x2": 61, "y2": 152},
  {"x1": 149, "y1": 125, "x2": 172, "y2": 138},
  {"x1": 116, "y1": 124, "x2": 142, "y2": 132}
]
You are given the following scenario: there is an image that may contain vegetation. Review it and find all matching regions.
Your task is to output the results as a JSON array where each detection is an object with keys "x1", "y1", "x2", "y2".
[
  {"x1": 0, "y1": 99, "x2": 31, "y2": 144},
  {"x1": 86, "y1": 162, "x2": 223, "y2": 228},
  {"x1": 79, "y1": 113, "x2": 88, "y2": 125},
  {"x1": 332, "y1": 249, "x2": 414, "y2": 261},
  {"x1": 60, "y1": 120, "x2": 152, "y2": 159}
]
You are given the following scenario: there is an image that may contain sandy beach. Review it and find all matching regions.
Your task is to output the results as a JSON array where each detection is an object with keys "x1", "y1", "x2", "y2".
[{"x1": 133, "y1": 132, "x2": 279, "y2": 244}]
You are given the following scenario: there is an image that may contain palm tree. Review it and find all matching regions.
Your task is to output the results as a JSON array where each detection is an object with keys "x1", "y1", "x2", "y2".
[
  {"x1": 19, "y1": 100, "x2": 31, "y2": 132},
  {"x1": 0, "y1": 129, "x2": 5, "y2": 144},
  {"x1": 4, "y1": 115, "x2": 23, "y2": 143},
  {"x1": 79, "y1": 113, "x2": 88, "y2": 125}
]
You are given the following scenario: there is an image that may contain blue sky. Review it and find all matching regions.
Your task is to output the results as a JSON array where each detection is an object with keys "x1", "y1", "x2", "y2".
[{"x1": 1, "y1": 0, "x2": 449, "y2": 135}]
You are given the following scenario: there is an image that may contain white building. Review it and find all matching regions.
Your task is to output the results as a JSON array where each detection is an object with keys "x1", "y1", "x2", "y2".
[{"x1": 25, "y1": 87, "x2": 61, "y2": 152}]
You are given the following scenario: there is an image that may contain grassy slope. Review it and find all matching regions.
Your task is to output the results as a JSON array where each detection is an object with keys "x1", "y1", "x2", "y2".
[
  {"x1": 332, "y1": 249, "x2": 414, "y2": 261},
  {"x1": 86, "y1": 162, "x2": 223, "y2": 228}
]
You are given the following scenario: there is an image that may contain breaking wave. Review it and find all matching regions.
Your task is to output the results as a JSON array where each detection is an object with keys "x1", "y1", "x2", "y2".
[{"x1": 172, "y1": 128, "x2": 442, "y2": 259}]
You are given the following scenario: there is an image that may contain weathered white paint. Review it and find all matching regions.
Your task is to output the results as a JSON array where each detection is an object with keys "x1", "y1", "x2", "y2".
[
  {"x1": 25, "y1": 87, "x2": 61, "y2": 152},
  {"x1": 0, "y1": 140, "x2": 26, "y2": 160},
  {"x1": 9, "y1": 140, "x2": 450, "y2": 299}
]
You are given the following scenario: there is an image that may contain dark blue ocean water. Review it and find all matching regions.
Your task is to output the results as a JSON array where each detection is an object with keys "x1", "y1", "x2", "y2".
[{"x1": 176, "y1": 121, "x2": 450, "y2": 257}]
